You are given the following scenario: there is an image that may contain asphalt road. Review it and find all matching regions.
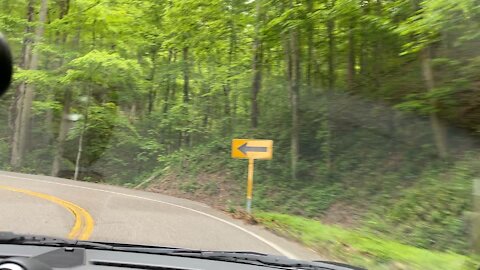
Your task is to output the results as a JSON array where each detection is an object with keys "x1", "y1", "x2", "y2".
[{"x1": 0, "y1": 171, "x2": 320, "y2": 261}]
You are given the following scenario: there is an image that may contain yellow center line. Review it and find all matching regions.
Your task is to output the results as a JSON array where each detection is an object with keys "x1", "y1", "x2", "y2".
[{"x1": 0, "y1": 185, "x2": 94, "y2": 240}]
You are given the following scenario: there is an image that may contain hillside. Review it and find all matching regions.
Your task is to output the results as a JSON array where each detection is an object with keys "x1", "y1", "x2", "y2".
[{"x1": 138, "y1": 95, "x2": 475, "y2": 255}]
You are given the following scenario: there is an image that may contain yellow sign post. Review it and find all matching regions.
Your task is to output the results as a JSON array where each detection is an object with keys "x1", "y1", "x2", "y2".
[{"x1": 232, "y1": 139, "x2": 273, "y2": 213}]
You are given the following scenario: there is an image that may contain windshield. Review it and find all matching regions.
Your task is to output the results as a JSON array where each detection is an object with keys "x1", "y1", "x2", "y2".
[{"x1": 0, "y1": 0, "x2": 478, "y2": 269}]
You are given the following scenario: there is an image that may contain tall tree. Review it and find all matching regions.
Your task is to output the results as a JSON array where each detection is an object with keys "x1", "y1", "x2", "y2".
[
  {"x1": 305, "y1": 0, "x2": 315, "y2": 93},
  {"x1": 9, "y1": 0, "x2": 34, "y2": 169},
  {"x1": 147, "y1": 48, "x2": 159, "y2": 114},
  {"x1": 327, "y1": 0, "x2": 336, "y2": 92},
  {"x1": 284, "y1": 0, "x2": 301, "y2": 179},
  {"x1": 10, "y1": 0, "x2": 48, "y2": 168},
  {"x1": 420, "y1": 46, "x2": 448, "y2": 158},
  {"x1": 51, "y1": 0, "x2": 72, "y2": 177},
  {"x1": 51, "y1": 89, "x2": 71, "y2": 176},
  {"x1": 182, "y1": 47, "x2": 190, "y2": 104},
  {"x1": 347, "y1": 18, "x2": 355, "y2": 91},
  {"x1": 395, "y1": 0, "x2": 472, "y2": 158},
  {"x1": 250, "y1": 0, "x2": 263, "y2": 129},
  {"x1": 163, "y1": 49, "x2": 174, "y2": 114}
]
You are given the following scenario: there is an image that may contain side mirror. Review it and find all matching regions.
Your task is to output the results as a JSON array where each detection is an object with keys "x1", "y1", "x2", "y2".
[{"x1": 0, "y1": 34, "x2": 13, "y2": 96}]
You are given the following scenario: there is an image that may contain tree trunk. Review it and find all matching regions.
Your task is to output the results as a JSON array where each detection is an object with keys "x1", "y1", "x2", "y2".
[
  {"x1": 306, "y1": 0, "x2": 314, "y2": 93},
  {"x1": 372, "y1": 1, "x2": 383, "y2": 90},
  {"x1": 347, "y1": 19, "x2": 356, "y2": 91},
  {"x1": 289, "y1": 26, "x2": 301, "y2": 180},
  {"x1": 420, "y1": 47, "x2": 448, "y2": 158},
  {"x1": 10, "y1": 0, "x2": 48, "y2": 169},
  {"x1": 51, "y1": 90, "x2": 71, "y2": 176},
  {"x1": 19, "y1": 0, "x2": 48, "y2": 147},
  {"x1": 163, "y1": 49, "x2": 173, "y2": 114},
  {"x1": 327, "y1": 17, "x2": 335, "y2": 92},
  {"x1": 202, "y1": 86, "x2": 210, "y2": 130},
  {"x1": 359, "y1": 34, "x2": 367, "y2": 88},
  {"x1": 57, "y1": 0, "x2": 70, "y2": 49},
  {"x1": 74, "y1": 90, "x2": 91, "y2": 181},
  {"x1": 171, "y1": 50, "x2": 177, "y2": 103},
  {"x1": 359, "y1": 1, "x2": 368, "y2": 84},
  {"x1": 322, "y1": 0, "x2": 335, "y2": 171},
  {"x1": 73, "y1": 120, "x2": 86, "y2": 181},
  {"x1": 50, "y1": 0, "x2": 71, "y2": 176},
  {"x1": 182, "y1": 46, "x2": 190, "y2": 146},
  {"x1": 250, "y1": 0, "x2": 262, "y2": 129},
  {"x1": 223, "y1": 84, "x2": 231, "y2": 135},
  {"x1": 44, "y1": 0, "x2": 70, "y2": 158},
  {"x1": 182, "y1": 47, "x2": 190, "y2": 103},
  {"x1": 147, "y1": 47, "x2": 158, "y2": 115},
  {"x1": 129, "y1": 103, "x2": 137, "y2": 122},
  {"x1": 232, "y1": 80, "x2": 239, "y2": 133},
  {"x1": 284, "y1": 0, "x2": 301, "y2": 179},
  {"x1": 44, "y1": 97, "x2": 54, "y2": 144},
  {"x1": 10, "y1": 0, "x2": 35, "y2": 168},
  {"x1": 223, "y1": 12, "x2": 237, "y2": 136}
]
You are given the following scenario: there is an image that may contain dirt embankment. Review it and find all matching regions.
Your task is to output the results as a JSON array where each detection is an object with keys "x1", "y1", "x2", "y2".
[
  {"x1": 146, "y1": 172, "x2": 243, "y2": 210},
  {"x1": 144, "y1": 171, "x2": 362, "y2": 227}
]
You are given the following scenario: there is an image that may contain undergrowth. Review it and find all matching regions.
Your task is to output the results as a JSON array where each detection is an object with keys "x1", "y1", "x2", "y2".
[
  {"x1": 148, "y1": 138, "x2": 475, "y2": 255},
  {"x1": 255, "y1": 212, "x2": 477, "y2": 270}
]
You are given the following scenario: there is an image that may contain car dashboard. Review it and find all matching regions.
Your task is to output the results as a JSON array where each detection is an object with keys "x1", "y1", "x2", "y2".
[{"x1": 0, "y1": 245, "x2": 283, "y2": 270}]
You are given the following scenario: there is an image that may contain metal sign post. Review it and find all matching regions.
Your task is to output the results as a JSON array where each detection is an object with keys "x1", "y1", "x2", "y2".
[{"x1": 246, "y1": 158, "x2": 255, "y2": 213}]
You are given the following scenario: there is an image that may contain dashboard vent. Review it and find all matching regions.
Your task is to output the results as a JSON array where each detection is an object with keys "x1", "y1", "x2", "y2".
[{"x1": 90, "y1": 261, "x2": 197, "y2": 270}]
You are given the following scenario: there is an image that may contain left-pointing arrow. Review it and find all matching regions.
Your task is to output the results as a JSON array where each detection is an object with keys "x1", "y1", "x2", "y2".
[{"x1": 238, "y1": 143, "x2": 268, "y2": 155}]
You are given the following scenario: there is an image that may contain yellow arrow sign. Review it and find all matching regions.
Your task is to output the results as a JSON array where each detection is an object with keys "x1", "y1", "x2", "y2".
[
  {"x1": 231, "y1": 139, "x2": 273, "y2": 160},
  {"x1": 232, "y1": 139, "x2": 273, "y2": 213}
]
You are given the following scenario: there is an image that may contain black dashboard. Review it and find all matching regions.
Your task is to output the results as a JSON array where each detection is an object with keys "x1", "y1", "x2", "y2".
[
  {"x1": 0, "y1": 244, "x2": 360, "y2": 270},
  {"x1": 0, "y1": 245, "x2": 281, "y2": 270}
]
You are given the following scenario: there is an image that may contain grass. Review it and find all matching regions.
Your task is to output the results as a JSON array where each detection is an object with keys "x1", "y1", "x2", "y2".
[{"x1": 255, "y1": 212, "x2": 477, "y2": 270}]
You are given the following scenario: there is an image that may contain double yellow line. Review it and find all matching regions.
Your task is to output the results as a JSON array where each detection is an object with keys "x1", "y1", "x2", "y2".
[{"x1": 0, "y1": 185, "x2": 94, "y2": 240}]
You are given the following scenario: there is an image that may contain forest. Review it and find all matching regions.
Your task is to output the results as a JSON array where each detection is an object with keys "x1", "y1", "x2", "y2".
[{"x1": 0, "y1": 0, "x2": 479, "y2": 268}]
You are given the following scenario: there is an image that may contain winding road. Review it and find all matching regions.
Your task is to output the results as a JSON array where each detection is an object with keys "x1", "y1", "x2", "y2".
[{"x1": 0, "y1": 171, "x2": 319, "y2": 260}]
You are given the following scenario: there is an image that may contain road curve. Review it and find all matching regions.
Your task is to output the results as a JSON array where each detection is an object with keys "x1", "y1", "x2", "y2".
[{"x1": 0, "y1": 171, "x2": 320, "y2": 260}]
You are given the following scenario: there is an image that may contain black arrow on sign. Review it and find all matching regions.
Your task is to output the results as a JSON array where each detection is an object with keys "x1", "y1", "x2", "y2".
[{"x1": 238, "y1": 143, "x2": 268, "y2": 155}]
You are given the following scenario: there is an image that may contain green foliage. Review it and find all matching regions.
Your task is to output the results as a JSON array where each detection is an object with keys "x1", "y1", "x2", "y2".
[
  {"x1": 146, "y1": 110, "x2": 475, "y2": 255},
  {"x1": 203, "y1": 181, "x2": 220, "y2": 196},
  {"x1": 396, "y1": 0, "x2": 477, "y2": 54},
  {"x1": 180, "y1": 180, "x2": 200, "y2": 193},
  {"x1": 226, "y1": 200, "x2": 237, "y2": 214},
  {"x1": 253, "y1": 175, "x2": 343, "y2": 217},
  {"x1": 366, "y1": 160, "x2": 474, "y2": 253},
  {"x1": 256, "y1": 212, "x2": 477, "y2": 270}
]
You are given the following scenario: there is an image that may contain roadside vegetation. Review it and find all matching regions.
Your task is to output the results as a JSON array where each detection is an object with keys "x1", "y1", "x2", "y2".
[
  {"x1": 255, "y1": 212, "x2": 477, "y2": 270},
  {"x1": 138, "y1": 138, "x2": 476, "y2": 267}
]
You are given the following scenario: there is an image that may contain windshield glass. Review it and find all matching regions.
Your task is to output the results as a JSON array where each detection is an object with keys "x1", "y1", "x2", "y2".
[{"x1": 0, "y1": 0, "x2": 479, "y2": 269}]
